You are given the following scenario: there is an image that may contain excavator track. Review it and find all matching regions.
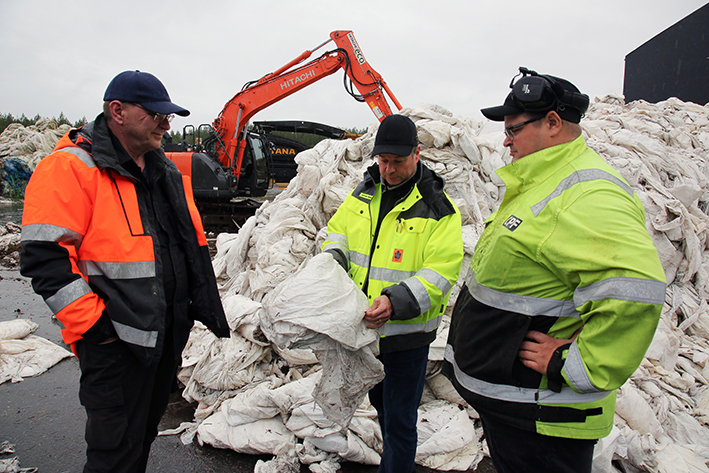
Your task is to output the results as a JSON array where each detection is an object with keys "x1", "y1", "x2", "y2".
[{"x1": 197, "y1": 199, "x2": 262, "y2": 234}]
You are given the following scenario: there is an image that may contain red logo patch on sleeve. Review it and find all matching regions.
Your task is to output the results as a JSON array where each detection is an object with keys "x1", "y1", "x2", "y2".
[{"x1": 392, "y1": 249, "x2": 403, "y2": 262}]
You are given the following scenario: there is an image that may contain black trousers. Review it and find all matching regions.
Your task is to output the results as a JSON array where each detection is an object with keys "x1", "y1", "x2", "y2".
[
  {"x1": 76, "y1": 333, "x2": 180, "y2": 473},
  {"x1": 479, "y1": 410, "x2": 597, "y2": 473}
]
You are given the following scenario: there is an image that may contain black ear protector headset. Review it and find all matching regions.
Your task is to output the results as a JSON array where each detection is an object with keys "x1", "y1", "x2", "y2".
[{"x1": 510, "y1": 67, "x2": 590, "y2": 118}]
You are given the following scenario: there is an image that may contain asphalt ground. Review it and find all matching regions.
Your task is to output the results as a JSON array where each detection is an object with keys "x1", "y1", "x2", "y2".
[{"x1": 0, "y1": 268, "x2": 495, "y2": 473}]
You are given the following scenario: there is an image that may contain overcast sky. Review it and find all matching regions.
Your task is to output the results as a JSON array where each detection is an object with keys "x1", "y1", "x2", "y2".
[{"x1": 1, "y1": 1, "x2": 706, "y2": 133}]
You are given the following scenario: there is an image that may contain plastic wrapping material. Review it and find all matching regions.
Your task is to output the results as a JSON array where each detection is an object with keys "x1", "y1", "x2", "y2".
[
  {"x1": 260, "y1": 253, "x2": 384, "y2": 429},
  {"x1": 0, "y1": 119, "x2": 69, "y2": 172},
  {"x1": 0, "y1": 320, "x2": 72, "y2": 384}
]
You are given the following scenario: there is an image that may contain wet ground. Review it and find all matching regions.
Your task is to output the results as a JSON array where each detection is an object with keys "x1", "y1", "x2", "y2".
[
  {"x1": 0, "y1": 200, "x2": 495, "y2": 472},
  {"x1": 0, "y1": 199, "x2": 22, "y2": 226}
]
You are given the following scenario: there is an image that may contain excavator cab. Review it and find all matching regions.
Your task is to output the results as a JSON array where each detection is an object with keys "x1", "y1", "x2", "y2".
[
  {"x1": 165, "y1": 125, "x2": 270, "y2": 200},
  {"x1": 240, "y1": 132, "x2": 270, "y2": 197}
]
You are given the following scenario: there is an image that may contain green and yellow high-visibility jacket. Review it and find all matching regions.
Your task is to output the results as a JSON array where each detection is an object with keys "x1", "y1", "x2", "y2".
[
  {"x1": 323, "y1": 162, "x2": 464, "y2": 354},
  {"x1": 443, "y1": 136, "x2": 666, "y2": 439}
]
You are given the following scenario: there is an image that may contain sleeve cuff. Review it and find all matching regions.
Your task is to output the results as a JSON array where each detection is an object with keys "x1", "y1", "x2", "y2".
[
  {"x1": 381, "y1": 284, "x2": 420, "y2": 320},
  {"x1": 547, "y1": 343, "x2": 572, "y2": 393}
]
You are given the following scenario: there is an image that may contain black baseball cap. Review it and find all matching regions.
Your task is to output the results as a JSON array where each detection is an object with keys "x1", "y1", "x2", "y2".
[
  {"x1": 103, "y1": 70, "x2": 190, "y2": 117},
  {"x1": 481, "y1": 67, "x2": 588, "y2": 123},
  {"x1": 372, "y1": 115, "x2": 419, "y2": 157}
]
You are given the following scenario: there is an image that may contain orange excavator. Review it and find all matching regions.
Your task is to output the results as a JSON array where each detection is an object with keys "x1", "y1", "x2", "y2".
[{"x1": 165, "y1": 30, "x2": 402, "y2": 230}]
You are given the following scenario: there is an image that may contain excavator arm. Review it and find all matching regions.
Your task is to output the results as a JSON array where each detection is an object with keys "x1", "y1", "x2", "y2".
[{"x1": 211, "y1": 30, "x2": 402, "y2": 179}]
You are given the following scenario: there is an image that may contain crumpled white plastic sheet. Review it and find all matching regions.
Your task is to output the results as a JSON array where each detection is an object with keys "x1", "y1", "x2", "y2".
[
  {"x1": 415, "y1": 400, "x2": 482, "y2": 470},
  {"x1": 195, "y1": 367, "x2": 383, "y2": 466},
  {"x1": 0, "y1": 319, "x2": 72, "y2": 384},
  {"x1": 260, "y1": 253, "x2": 384, "y2": 430}
]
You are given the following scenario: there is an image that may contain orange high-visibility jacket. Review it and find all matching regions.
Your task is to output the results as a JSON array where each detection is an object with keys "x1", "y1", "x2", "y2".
[{"x1": 20, "y1": 115, "x2": 229, "y2": 363}]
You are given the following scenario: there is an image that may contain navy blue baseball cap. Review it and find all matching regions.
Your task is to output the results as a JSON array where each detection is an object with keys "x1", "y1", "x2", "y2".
[
  {"x1": 103, "y1": 70, "x2": 190, "y2": 117},
  {"x1": 372, "y1": 115, "x2": 419, "y2": 157}
]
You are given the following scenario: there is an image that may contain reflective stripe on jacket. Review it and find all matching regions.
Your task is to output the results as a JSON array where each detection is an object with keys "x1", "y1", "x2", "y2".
[
  {"x1": 20, "y1": 115, "x2": 229, "y2": 363},
  {"x1": 443, "y1": 136, "x2": 666, "y2": 439},
  {"x1": 322, "y1": 162, "x2": 464, "y2": 353}
]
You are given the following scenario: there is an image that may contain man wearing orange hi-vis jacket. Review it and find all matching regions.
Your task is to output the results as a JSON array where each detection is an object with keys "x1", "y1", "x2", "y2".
[{"x1": 20, "y1": 70, "x2": 229, "y2": 473}]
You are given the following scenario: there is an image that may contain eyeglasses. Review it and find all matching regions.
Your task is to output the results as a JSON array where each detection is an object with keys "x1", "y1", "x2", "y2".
[
  {"x1": 504, "y1": 115, "x2": 545, "y2": 140},
  {"x1": 132, "y1": 103, "x2": 174, "y2": 124}
]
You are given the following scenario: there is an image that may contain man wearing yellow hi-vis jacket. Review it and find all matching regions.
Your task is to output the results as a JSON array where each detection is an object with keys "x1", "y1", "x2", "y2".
[
  {"x1": 322, "y1": 114, "x2": 464, "y2": 473},
  {"x1": 442, "y1": 68, "x2": 667, "y2": 473}
]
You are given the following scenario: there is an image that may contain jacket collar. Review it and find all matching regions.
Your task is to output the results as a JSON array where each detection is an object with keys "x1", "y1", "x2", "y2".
[
  {"x1": 496, "y1": 135, "x2": 587, "y2": 197},
  {"x1": 360, "y1": 160, "x2": 454, "y2": 217},
  {"x1": 83, "y1": 113, "x2": 123, "y2": 172}
]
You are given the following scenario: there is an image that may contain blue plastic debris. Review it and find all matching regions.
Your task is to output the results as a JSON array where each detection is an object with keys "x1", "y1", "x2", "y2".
[{"x1": 0, "y1": 157, "x2": 33, "y2": 198}]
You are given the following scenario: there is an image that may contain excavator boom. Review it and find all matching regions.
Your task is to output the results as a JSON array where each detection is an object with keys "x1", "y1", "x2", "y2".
[{"x1": 212, "y1": 30, "x2": 402, "y2": 177}]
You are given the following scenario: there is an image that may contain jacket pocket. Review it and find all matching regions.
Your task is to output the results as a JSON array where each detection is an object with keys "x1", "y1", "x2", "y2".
[
  {"x1": 79, "y1": 381, "x2": 127, "y2": 451},
  {"x1": 77, "y1": 341, "x2": 128, "y2": 451}
]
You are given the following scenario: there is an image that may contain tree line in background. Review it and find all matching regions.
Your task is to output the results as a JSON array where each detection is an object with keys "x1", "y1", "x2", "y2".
[{"x1": 166, "y1": 127, "x2": 367, "y2": 148}]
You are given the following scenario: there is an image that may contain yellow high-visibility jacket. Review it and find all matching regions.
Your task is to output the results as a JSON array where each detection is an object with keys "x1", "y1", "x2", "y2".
[
  {"x1": 323, "y1": 162, "x2": 464, "y2": 354},
  {"x1": 444, "y1": 136, "x2": 666, "y2": 439}
]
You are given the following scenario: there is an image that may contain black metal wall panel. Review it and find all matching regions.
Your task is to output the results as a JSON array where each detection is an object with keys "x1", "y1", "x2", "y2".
[{"x1": 623, "y1": 4, "x2": 709, "y2": 105}]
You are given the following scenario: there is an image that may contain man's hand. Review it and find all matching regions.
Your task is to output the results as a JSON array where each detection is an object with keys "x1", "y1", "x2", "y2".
[
  {"x1": 517, "y1": 330, "x2": 577, "y2": 375},
  {"x1": 364, "y1": 296, "x2": 393, "y2": 329}
]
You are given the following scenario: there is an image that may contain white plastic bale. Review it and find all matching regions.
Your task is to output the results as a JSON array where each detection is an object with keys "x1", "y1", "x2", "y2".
[
  {"x1": 269, "y1": 371, "x2": 319, "y2": 414},
  {"x1": 654, "y1": 442, "x2": 709, "y2": 473},
  {"x1": 197, "y1": 411, "x2": 295, "y2": 456},
  {"x1": 337, "y1": 429, "x2": 381, "y2": 465},
  {"x1": 646, "y1": 318, "x2": 681, "y2": 371},
  {"x1": 592, "y1": 426, "x2": 626, "y2": 473},
  {"x1": 182, "y1": 331, "x2": 271, "y2": 392},
  {"x1": 616, "y1": 428, "x2": 660, "y2": 473},
  {"x1": 615, "y1": 384, "x2": 664, "y2": 439},
  {"x1": 417, "y1": 120, "x2": 452, "y2": 149},
  {"x1": 220, "y1": 294, "x2": 269, "y2": 346},
  {"x1": 295, "y1": 440, "x2": 342, "y2": 469},
  {"x1": 286, "y1": 402, "x2": 344, "y2": 440},
  {"x1": 221, "y1": 376, "x2": 284, "y2": 426},
  {"x1": 345, "y1": 407, "x2": 382, "y2": 454},
  {"x1": 663, "y1": 409, "x2": 709, "y2": 459},
  {"x1": 254, "y1": 446, "x2": 301, "y2": 473},
  {"x1": 415, "y1": 400, "x2": 480, "y2": 471},
  {"x1": 0, "y1": 334, "x2": 73, "y2": 384},
  {"x1": 0, "y1": 319, "x2": 38, "y2": 341}
]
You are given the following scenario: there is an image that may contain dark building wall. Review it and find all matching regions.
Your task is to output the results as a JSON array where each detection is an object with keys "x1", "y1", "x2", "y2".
[{"x1": 623, "y1": 4, "x2": 709, "y2": 105}]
